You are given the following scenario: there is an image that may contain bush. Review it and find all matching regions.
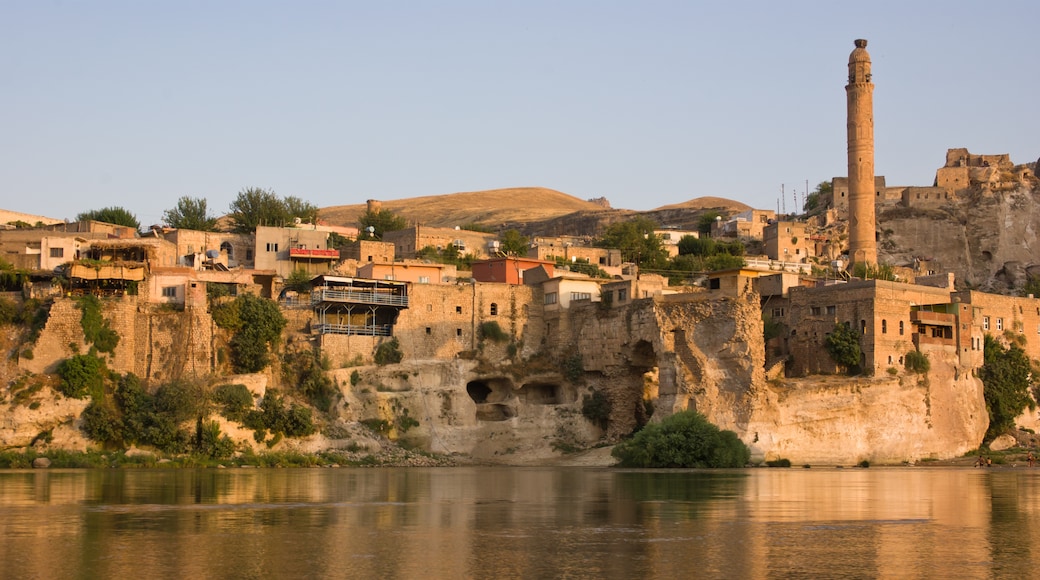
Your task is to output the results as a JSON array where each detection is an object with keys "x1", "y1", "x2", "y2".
[
  {"x1": 611, "y1": 410, "x2": 750, "y2": 468},
  {"x1": 374, "y1": 338, "x2": 403, "y2": 365},
  {"x1": 81, "y1": 401, "x2": 124, "y2": 445},
  {"x1": 213, "y1": 384, "x2": 254, "y2": 421},
  {"x1": 76, "y1": 295, "x2": 120, "y2": 354},
  {"x1": 581, "y1": 390, "x2": 611, "y2": 429},
  {"x1": 765, "y1": 458, "x2": 792, "y2": 467},
  {"x1": 904, "y1": 350, "x2": 930, "y2": 373},
  {"x1": 282, "y1": 349, "x2": 337, "y2": 412},
  {"x1": 56, "y1": 354, "x2": 108, "y2": 399},
  {"x1": 562, "y1": 353, "x2": 584, "y2": 382},
  {"x1": 479, "y1": 321, "x2": 509, "y2": 342}
]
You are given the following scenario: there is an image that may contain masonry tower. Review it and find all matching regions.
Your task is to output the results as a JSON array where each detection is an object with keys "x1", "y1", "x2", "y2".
[{"x1": 846, "y1": 39, "x2": 877, "y2": 266}]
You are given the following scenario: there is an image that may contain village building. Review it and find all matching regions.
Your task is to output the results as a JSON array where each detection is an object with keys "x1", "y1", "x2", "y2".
[
  {"x1": 382, "y1": 225, "x2": 497, "y2": 260},
  {"x1": 254, "y1": 225, "x2": 340, "y2": 279},
  {"x1": 471, "y1": 257, "x2": 555, "y2": 285},
  {"x1": 357, "y1": 261, "x2": 456, "y2": 284},
  {"x1": 163, "y1": 229, "x2": 255, "y2": 270}
]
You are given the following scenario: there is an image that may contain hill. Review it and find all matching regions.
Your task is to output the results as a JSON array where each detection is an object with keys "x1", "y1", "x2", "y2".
[
  {"x1": 318, "y1": 187, "x2": 607, "y2": 230},
  {"x1": 318, "y1": 188, "x2": 752, "y2": 236}
]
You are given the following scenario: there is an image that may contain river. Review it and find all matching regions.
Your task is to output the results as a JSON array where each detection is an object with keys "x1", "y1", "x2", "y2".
[{"x1": 0, "y1": 467, "x2": 1036, "y2": 579}]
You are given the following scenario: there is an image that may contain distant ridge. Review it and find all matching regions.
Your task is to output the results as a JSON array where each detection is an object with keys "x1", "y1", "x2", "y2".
[{"x1": 319, "y1": 187, "x2": 606, "y2": 229}]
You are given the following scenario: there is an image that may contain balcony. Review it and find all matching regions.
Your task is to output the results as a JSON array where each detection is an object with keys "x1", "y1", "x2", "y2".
[
  {"x1": 910, "y1": 310, "x2": 955, "y2": 327},
  {"x1": 290, "y1": 248, "x2": 339, "y2": 259},
  {"x1": 311, "y1": 288, "x2": 409, "y2": 307},
  {"x1": 312, "y1": 323, "x2": 391, "y2": 336}
]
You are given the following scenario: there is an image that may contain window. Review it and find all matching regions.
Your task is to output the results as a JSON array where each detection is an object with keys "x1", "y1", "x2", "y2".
[
  {"x1": 426, "y1": 327, "x2": 431, "y2": 335},
  {"x1": 996, "y1": 318, "x2": 1003, "y2": 331},
  {"x1": 772, "y1": 308, "x2": 785, "y2": 318},
  {"x1": 545, "y1": 292, "x2": 558, "y2": 305},
  {"x1": 826, "y1": 305, "x2": 836, "y2": 315},
  {"x1": 266, "y1": 243, "x2": 279, "y2": 252},
  {"x1": 571, "y1": 292, "x2": 591, "y2": 301},
  {"x1": 899, "y1": 320, "x2": 904, "y2": 335},
  {"x1": 418, "y1": 276, "x2": 430, "y2": 284},
  {"x1": 708, "y1": 279, "x2": 720, "y2": 290},
  {"x1": 384, "y1": 275, "x2": 394, "y2": 280},
  {"x1": 49, "y1": 247, "x2": 64, "y2": 258},
  {"x1": 456, "y1": 306, "x2": 462, "y2": 313},
  {"x1": 983, "y1": 316, "x2": 990, "y2": 330},
  {"x1": 456, "y1": 328, "x2": 462, "y2": 337},
  {"x1": 810, "y1": 306, "x2": 821, "y2": 316},
  {"x1": 860, "y1": 320, "x2": 866, "y2": 334},
  {"x1": 882, "y1": 319, "x2": 887, "y2": 334},
  {"x1": 220, "y1": 241, "x2": 233, "y2": 258},
  {"x1": 490, "y1": 303, "x2": 498, "y2": 316},
  {"x1": 246, "y1": 249, "x2": 253, "y2": 261},
  {"x1": 618, "y1": 288, "x2": 627, "y2": 301},
  {"x1": 161, "y1": 286, "x2": 177, "y2": 298}
]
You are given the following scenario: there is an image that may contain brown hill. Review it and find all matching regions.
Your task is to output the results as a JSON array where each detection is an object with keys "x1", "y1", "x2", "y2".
[
  {"x1": 650, "y1": 196, "x2": 752, "y2": 213},
  {"x1": 319, "y1": 187, "x2": 606, "y2": 230}
]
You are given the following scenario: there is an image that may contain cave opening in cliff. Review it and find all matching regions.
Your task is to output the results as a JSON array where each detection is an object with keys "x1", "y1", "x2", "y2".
[
  {"x1": 467, "y1": 381, "x2": 492, "y2": 403},
  {"x1": 466, "y1": 377, "x2": 515, "y2": 405},
  {"x1": 517, "y1": 382, "x2": 573, "y2": 405},
  {"x1": 630, "y1": 339, "x2": 657, "y2": 370}
]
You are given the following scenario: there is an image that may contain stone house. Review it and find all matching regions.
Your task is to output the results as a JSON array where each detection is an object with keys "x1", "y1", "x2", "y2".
[
  {"x1": 341, "y1": 240, "x2": 395, "y2": 264},
  {"x1": 763, "y1": 221, "x2": 812, "y2": 262},
  {"x1": 357, "y1": 261, "x2": 456, "y2": 284},
  {"x1": 711, "y1": 209, "x2": 776, "y2": 240},
  {"x1": 472, "y1": 257, "x2": 555, "y2": 285},
  {"x1": 163, "y1": 229, "x2": 255, "y2": 269},
  {"x1": 383, "y1": 225, "x2": 497, "y2": 260},
  {"x1": 783, "y1": 279, "x2": 960, "y2": 376},
  {"x1": 254, "y1": 225, "x2": 339, "y2": 278}
]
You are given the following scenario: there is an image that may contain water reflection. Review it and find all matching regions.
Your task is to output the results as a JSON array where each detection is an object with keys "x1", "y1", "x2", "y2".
[{"x1": 0, "y1": 468, "x2": 1037, "y2": 578}]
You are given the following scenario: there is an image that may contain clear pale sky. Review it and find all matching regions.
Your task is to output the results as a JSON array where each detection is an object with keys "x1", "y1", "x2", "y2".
[{"x1": 3, "y1": 1, "x2": 1037, "y2": 227}]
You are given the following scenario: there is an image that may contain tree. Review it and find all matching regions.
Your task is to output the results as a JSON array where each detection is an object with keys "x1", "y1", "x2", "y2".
[
  {"x1": 284, "y1": 196, "x2": 319, "y2": 225},
  {"x1": 77, "y1": 207, "x2": 140, "y2": 232},
  {"x1": 358, "y1": 208, "x2": 407, "y2": 239},
  {"x1": 804, "y1": 181, "x2": 832, "y2": 214},
  {"x1": 215, "y1": 294, "x2": 287, "y2": 373},
  {"x1": 597, "y1": 217, "x2": 668, "y2": 268},
  {"x1": 980, "y1": 335, "x2": 1038, "y2": 441},
  {"x1": 163, "y1": 196, "x2": 218, "y2": 231},
  {"x1": 228, "y1": 187, "x2": 291, "y2": 233},
  {"x1": 611, "y1": 410, "x2": 750, "y2": 468},
  {"x1": 825, "y1": 322, "x2": 862, "y2": 373},
  {"x1": 499, "y1": 229, "x2": 529, "y2": 256},
  {"x1": 697, "y1": 211, "x2": 723, "y2": 235}
]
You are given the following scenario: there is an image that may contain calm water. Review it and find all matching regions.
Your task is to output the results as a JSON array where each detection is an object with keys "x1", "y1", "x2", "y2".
[{"x1": 0, "y1": 467, "x2": 1037, "y2": 579}]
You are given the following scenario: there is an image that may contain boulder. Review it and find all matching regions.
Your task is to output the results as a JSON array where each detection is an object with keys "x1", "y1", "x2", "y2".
[
  {"x1": 31, "y1": 457, "x2": 52, "y2": 469},
  {"x1": 989, "y1": 433, "x2": 1018, "y2": 451}
]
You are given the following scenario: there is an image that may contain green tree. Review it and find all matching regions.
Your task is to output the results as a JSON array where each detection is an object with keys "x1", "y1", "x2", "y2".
[
  {"x1": 77, "y1": 207, "x2": 140, "y2": 232},
  {"x1": 498, "y1": 229, "x2": 529, "y2": 256},
  {"x1": 804, "y1": 181, "x2": 832, "y2": 214},
  {"x1": 284, "y1": 196, "x2": 319, "y2": 225},
  {"x1": 980, "y1": 335, "x2": 1038, "y2": 441},
  {"x1": 611, "y1": 410, "x2": 750, "y2": 468},
  {"x1": 825, "y1": 322, "x2": 862, "y2": 373},
  {"x1": 358, "y1": 208, "x2": 407, "y2": 239},
  {"x1": 697, "y1": 211, "x2": 723, "y2": 235},
  {"x1": 163, "y1": 196, "x2": 219, "y2": 231},
  {"x1": 228, "y1": 187, "x2": 291, "y2": 233},
  {"x1": 220, "y1": 294, "x2": 287, "y2": 373},
  {"x1": 598, "y1": 217, "x2": 668, "y2": 268}
]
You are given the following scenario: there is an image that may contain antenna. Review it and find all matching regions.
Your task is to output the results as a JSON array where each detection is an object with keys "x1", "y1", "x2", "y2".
[{"x1": 781, "y1": 184, "x2": 786, "y2": 215}]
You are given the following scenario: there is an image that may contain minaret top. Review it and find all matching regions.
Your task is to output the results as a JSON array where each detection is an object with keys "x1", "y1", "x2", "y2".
[{"x1": 848, "y1": 39, "x2": 872, "y2": 83}]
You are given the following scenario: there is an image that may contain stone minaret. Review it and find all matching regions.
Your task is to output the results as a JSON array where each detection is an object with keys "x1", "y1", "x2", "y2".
[{"x1": 846, "y1": 39, "x2": 877, "y2": 266}]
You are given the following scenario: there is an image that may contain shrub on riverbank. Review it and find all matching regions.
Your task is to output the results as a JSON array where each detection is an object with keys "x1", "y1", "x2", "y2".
[{"x1": 611, "y1": 410, "x2": 750, "y2": 468}]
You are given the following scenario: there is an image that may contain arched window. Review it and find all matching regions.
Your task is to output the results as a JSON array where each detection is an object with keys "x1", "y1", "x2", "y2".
[
  {"x1": 490, "y1": 303, "x2": 498, "y2": 316},
  {"x1": 220, "y1": 241, "x2": 234, "y2": 259},
  {"x1": 899, "y1": 320, "x2": 904, "y2": 335},
  {"x1": 881, "y1": 319, "x2": 887, "y2": 334}
]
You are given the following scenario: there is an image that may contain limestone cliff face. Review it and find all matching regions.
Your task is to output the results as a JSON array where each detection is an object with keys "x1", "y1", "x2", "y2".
[{"x1": 880, "y1": 182, "x2": 1040, "y2": 292}]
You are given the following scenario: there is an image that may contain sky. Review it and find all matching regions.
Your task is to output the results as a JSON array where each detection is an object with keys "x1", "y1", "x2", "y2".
[{"x1": 2, "y1": 1, "x2": 1038, "y2": 227}]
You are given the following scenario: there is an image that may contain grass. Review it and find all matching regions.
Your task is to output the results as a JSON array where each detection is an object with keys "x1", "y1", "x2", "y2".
[{"x1": 0, "y1": 448, "x2": 453, "y2": 469}]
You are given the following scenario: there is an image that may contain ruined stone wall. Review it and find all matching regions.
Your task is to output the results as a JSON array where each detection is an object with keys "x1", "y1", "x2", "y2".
[{"x1": 20, "y1": 296, "x2": 214, "y2": 384}]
